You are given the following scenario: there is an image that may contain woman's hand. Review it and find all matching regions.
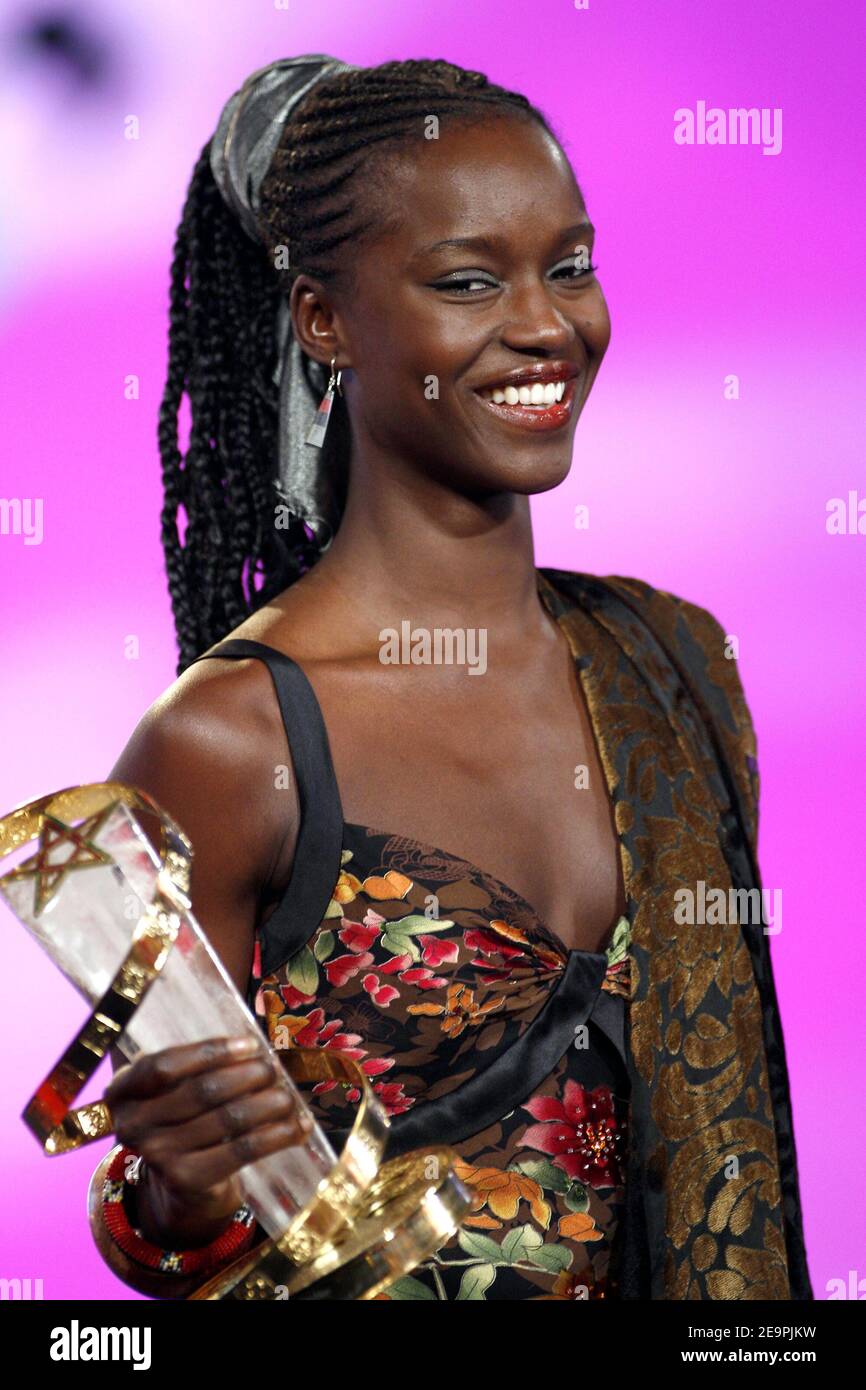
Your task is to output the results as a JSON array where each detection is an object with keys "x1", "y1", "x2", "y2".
[{"x1": 103, "y1": 1036, "x2": 312, "y2": 1248}]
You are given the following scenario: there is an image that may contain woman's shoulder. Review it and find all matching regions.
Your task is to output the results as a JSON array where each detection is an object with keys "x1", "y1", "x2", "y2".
[
  {"x1": 120, "y1": 639, "x2": 287, "y2": 777},
  {"x1": 117, "y1": 570, "x2": 357, "y2": 801},
  {"x1": 108, "y1": 637, "x2": 298, "y2": 882}
]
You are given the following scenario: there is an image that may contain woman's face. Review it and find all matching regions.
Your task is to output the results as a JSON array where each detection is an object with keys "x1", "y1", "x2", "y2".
[{"x1": 304, "y1": 112, "x2": 610, "y2": 500}]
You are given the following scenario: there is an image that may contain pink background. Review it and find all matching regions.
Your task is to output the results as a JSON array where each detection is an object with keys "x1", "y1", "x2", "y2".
[{"x1": 1, "y1": 0, "x2": 863, "y2": 1299}]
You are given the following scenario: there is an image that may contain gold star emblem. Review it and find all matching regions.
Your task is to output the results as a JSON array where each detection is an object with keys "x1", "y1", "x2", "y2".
[{"x1": 0, "y1": 803, "x2": 118, "y2": 917}]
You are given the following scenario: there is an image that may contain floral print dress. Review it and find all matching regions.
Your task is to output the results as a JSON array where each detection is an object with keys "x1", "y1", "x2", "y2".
[
  {"x1": 192, "y1": 580, "x2": 633, "y2": 1301},
  {"x1": 252, "y1": 829, "x2": 632, "y2": 1302}
]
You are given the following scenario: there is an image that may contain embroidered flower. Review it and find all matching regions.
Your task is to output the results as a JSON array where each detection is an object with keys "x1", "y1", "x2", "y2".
[
  {"x1": 279, "y1": 982, "x2": 317, "y2": 1009},
  {"x1": 324, "y1": 851, "x2": 364, "y2": 916},
  {"x1": 324, "y1": 950, "x2": 375, "y2": 988},
  {"x1": 361, "y1": 973, "x2": 401, "y2": 1008},
  {"x1": 360, "y1": 871, "x2": 413, "y2": 900},
  {"x1": 464, "y1": 923, "x2": 529, "y2": 968},
  {"x1": 601, "y1": 957, "x2": 631, "y2": 999},
  {"x1": 271, "y1": 1006, "x2": 363, "y2": 1055},
  {"x1": 319, "y1": 1070, "x2": 415, "y2": 1115},
  {"x1": 366, "y1": 1079, "x2": 415, "y2": 1114},
  {"x1": 397, "y1": 965, "x2": 449, "y2": 990},
  {"x1": 407, "y1": 981, "x2": 505, "y2": 1036},
  {"x1": 379, "y1": 952, "x2": 413, "y2": 975},
  {"x1": 417, "y1": 934, "x2": 459, "y2": 968},
  {"x1": 338, "y1": 919, "x2": 381, "y2": 953},
  {"x1": 521, "y1": 1081, "x2": 624, "y2": 1187},
  {"x1": 557, "y1": 1210, "x2": 603, "y2": 1242},
  {"x1": 601, "y1": 915, "x2": 632, "y2": 999},
  {"x1": 453, "y1": 1160, "x2": 551, "y2": 1229},
  {"x1": 266, "y1": 1005, "x2": 412, "y2": 1114}
]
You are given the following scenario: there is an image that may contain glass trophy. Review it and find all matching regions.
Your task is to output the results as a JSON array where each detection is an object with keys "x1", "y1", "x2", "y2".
[{"x1": 0, "y1": 782, "x2": 471, "y2": 1299}]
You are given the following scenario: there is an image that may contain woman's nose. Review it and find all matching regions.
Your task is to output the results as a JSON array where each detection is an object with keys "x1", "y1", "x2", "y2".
[{"x1": 498, "y1": 279, "x2": 574, "y2": 353}]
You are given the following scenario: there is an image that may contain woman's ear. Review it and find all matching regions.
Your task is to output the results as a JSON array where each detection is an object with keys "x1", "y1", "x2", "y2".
[{"x1": 289, "y1": 274, "x2": 347, "y2": 371}]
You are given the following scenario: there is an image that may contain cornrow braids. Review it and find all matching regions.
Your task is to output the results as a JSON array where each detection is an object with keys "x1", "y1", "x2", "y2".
[
  {"x1": 159, "y1": 58, "x2": 559, "y2": 674},
  {"x1": 257, "y1": 58, "x2": 558, "y2": 293}
]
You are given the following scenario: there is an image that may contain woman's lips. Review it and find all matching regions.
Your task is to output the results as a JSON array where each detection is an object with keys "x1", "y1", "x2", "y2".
[{"x1": 472, "y1": 377, "x2": 578, "y2": 431}]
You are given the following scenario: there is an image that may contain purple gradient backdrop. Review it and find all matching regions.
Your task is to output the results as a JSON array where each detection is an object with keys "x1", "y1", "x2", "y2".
[{"x1": 1, "y1": 0, "x2": 863, "y2": 1300}]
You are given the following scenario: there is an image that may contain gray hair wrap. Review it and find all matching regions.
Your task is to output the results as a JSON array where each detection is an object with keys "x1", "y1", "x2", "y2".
[{"x1": 209, "y1": 55, "x2": 359, "y2": 549}]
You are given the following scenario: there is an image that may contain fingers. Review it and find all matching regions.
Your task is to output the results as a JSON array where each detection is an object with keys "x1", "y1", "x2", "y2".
[
  {"x1": 104, "y1": 1035, "x2": 316, "y2": 1201},
  {"x1": 112, "y1": 1055, "x2": 283, "y2": 1140},
  {"x1": 104, "y1": 1036, "x2": 260, "y2": 1105},
  {"x1": 132, "y1": 1103, "x2": 314, "y2": 1198},
  {"x1": 152, "y1": 1079, "x2": 308, "y2": 1154}
]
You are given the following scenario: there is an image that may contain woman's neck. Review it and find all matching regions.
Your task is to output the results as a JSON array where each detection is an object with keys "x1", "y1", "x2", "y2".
[{"x1": 312, "y1": 465, "x2": 548, "y2": 641}]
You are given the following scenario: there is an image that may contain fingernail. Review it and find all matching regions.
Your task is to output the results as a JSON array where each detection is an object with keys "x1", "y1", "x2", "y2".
[{"x1": 228, "y1": 1037, "x2": 259, "y2": 1056}]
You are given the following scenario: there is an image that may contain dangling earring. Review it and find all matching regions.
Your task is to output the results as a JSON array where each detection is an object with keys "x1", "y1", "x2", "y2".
[{"x1": 305, "y1": 356, "x2": 343, "y2": 448}]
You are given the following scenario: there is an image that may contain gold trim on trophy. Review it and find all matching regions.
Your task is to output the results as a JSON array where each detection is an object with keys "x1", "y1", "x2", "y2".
[
  {"x1": 1, "y1": 783, "x2": 473, "y2": 1299},
  {"x1": 0, "y1": 784, "x2": 193, "y2": 1155}
]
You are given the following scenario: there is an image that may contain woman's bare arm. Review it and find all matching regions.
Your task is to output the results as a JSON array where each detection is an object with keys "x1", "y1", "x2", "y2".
[
  {"x1": 103, "y1": 656, "x2": 303, "y2": 1247},
  {"x1": 109, "y1": 656, "x2": 298, "y2": 989}
]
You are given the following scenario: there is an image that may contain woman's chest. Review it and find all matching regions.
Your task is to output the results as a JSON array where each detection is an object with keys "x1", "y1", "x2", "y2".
[{"x1": 312, "y1": 664, "x2": 626, "y2": 955}]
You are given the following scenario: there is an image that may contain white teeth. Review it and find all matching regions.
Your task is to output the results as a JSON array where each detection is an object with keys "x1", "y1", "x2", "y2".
[{"x1": 480, "y1": 378, "x2": 570, "y2": 406}]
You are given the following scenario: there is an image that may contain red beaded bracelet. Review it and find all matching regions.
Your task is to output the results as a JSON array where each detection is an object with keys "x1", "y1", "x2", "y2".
[{"x1": 101, "y1": 1145, "x2": 258, "y2": 1275}]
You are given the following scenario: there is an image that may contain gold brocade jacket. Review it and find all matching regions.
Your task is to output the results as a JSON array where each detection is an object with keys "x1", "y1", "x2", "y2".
[{"x1": 534, "y1": 569, "x2": 811, "y2": 1299}]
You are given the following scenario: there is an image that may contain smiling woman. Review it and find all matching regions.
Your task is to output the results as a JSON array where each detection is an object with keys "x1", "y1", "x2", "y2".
[{"x1": 94, "y1": 54, "x2": 811, "y2": 1303}]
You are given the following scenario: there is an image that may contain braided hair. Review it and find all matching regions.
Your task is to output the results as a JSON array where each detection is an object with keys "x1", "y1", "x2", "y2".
[{"x1": 159, "y1": 58, "x2": 560, "y2": 674}]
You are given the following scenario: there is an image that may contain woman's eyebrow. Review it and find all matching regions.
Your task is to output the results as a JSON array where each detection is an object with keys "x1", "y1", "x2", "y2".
[{"x1": 410, "y1": 221, "x2": 595, "y2": 261}]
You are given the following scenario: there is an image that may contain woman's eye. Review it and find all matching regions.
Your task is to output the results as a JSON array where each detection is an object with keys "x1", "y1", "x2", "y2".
[
  {"x1": 432, "y1": 274, "x2": 498, "y2": 295},
  {"x1": 432, "y1": 258, "x2": 598, "y2": 296},
  {"x1": 551, "y1": 256, "x2": 598, "y2": 280}
]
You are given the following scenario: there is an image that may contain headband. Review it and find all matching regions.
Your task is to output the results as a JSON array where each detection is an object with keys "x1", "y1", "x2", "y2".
[{"x1": 209, "y1": 55, "x2": 359, "y2": 549}]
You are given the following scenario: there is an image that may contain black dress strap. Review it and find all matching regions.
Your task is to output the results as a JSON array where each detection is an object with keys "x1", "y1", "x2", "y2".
[{"x1": 189, "y1": 638, "x2": 345, "y2": 980}]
